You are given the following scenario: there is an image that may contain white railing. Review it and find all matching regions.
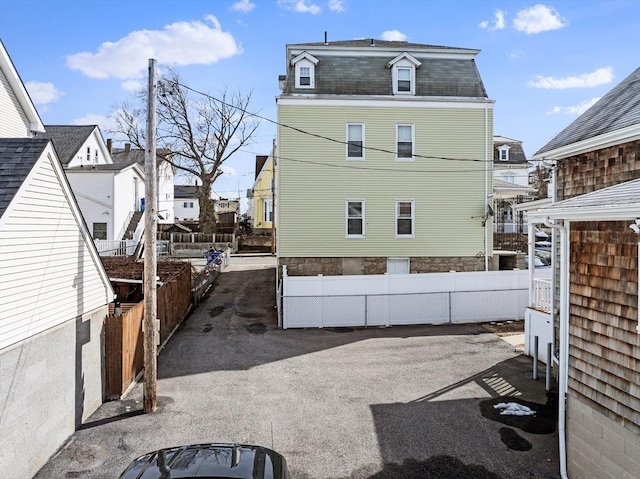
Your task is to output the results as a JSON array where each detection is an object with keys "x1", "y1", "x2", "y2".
[
  {"x1": 532, "y1": 278, "x2": 552, "y2": 312},
  {"x1": 95, "y1": 240, "x2": 129, "y2": 256}
]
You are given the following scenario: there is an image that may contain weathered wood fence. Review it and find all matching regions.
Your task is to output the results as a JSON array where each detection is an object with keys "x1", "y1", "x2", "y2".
[{"x1": 104, "y1": 266, "x2": 192, "y2": 399}]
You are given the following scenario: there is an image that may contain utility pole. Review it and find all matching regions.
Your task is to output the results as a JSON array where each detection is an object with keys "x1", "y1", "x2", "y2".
[
  {"x1": 143, "y1": 58, "x2": 158, "y2": 413},
  {"x1": 271, "y1": 138, "x2": 276, "y2": 255}
]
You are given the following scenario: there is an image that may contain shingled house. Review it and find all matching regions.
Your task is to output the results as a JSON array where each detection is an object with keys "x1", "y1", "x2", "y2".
[
  {"x1": 276, "y1": 38, "x2": 494, "y2": 277},
  {"x1": 529, "y1": 66, "x2": 640, "y2": 479}
]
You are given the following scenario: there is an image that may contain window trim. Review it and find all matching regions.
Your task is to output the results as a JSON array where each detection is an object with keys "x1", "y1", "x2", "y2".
[
  {"x1": 396, "y1": 124, "x2": 415, "y2": 161},
  {"x1": 346, "y1": 199, "x2": 365, "y2": 238},
  {"x1": 264, "y1": 198, "x2": 273, "y2": 223},
  {"x1": 92, "y1": 222, "x2": 107, "y2": 240},
  {"x1": 395, "y1": 200, "x2": 415, "y2": 238},
  {"x1": 346, "y1": 123, "x2": 365, "y2": 160},
  {"x1": 498, "y1": 145, "x2": 510, "y2": 161}
]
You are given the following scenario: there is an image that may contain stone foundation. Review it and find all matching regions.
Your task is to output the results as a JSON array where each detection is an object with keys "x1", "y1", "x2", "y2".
[{"x1": 281, "y1": 255, "x2": 489, "y2": 276}]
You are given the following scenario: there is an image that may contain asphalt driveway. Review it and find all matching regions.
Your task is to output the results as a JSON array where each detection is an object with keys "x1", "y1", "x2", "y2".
[{"x1": 34, "y1": 256, "x2": 559, "y2": 479}]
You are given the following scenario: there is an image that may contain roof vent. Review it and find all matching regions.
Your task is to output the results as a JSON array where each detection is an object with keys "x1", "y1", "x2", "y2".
[
  {"x1": 370, "y1": 38, "x2": 375, "y2": 47},
  {"x1": 324, "y1": 31, "x2": 328, "y2": 45}
]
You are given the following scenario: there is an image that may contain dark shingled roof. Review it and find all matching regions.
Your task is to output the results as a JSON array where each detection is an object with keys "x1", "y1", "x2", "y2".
[
  {"x1": 111, "y1": 146, "x2": 173, "y2": 166},
  {"x1": 282, "y1": 40, "x2": 487, "y2": 98},
  {"x1": 493, "y1": 137, "x2": 529, "y2": 164},
  {"x1": 174, "y1": 185, "x2": 200, "y2": 198},
  {"x1": 0, "y1": 138, "x2": 49, "y2": 217},
  {"x1": 66, "y1": 161, "x2": 139, "y2": 172},
  {"x1": 37, "y1": 125, "x2": 97, "y2": 166},
  {"x1": 535, "y1": 67, "x2": 640, "y2": 157},
  {"x1": 288, "y1": 39, "x2": 465, "y2": 50}
]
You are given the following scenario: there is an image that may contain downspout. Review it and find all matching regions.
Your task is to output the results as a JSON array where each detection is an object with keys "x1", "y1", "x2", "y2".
[
  {"x1": 484, "y1": 103, "x2": 489, "y2": 271},
  {"x1": 544, "y1": 215, "x2": 569, "y2": 479}
]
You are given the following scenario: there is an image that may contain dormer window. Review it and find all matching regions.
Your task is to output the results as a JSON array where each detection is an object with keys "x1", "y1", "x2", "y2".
[
  {"x1": 387, "y1": 52, "x2": 421, "y2": 96},
  {"x1": 498, "y1": 145, "x2": 511, "y2": 161},
  {"x1": 291, "y1": 51, "x2": 319, "y2": 89}
]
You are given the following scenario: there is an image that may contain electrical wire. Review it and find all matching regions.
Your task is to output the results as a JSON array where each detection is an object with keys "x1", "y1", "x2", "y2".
[{"x1": 174, "y1": 81, "x2": 493, "y2": 165}]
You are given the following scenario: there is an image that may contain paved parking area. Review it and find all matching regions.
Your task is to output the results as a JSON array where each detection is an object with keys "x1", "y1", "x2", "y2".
[{"x1": 35, "y1": 256, "x2": 559, "y2": 479}]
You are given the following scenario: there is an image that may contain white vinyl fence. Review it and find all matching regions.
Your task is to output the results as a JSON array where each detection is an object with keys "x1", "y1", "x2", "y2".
[{"x1": 282, "y1": 267, "x2": 531, "y2": 329}]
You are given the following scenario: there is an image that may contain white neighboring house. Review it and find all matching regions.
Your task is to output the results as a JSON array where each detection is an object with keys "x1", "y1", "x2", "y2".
[
  {"x1": 492, "y1": 136, "x2": 536, "y2": 233},
  {"x1": 0, "y1": 138, "x2": 115, "y2": 479},
  {"x1": 111, "y1": 143, "x2": 175, "y2": 224},
  {"x1": 174, "y1": 185, "x2": 200, "y2": 221},
  {"x1": 36, "y1": 126, "x2": 146, "y2": 252},
  {"x1": 0, "y1": 39, "x2": 45, "y2": 138}
]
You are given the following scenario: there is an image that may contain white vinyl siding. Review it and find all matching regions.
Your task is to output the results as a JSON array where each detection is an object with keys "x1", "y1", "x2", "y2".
[
  {"x1": 346, "y1": 200, "x2": 364, "y2": 237},
  {"x1": 0, "y1": 153, "x2": 111, "y2": 349},
  {"x1": 0, "y1": 69, "x2": 31, "y2": 138},
  {"x1": 277, "y1": 103, "x2": 493, "y2": 257},
  {"x1": 346, "y1": 123, "x2": 364, "y2": 160}
]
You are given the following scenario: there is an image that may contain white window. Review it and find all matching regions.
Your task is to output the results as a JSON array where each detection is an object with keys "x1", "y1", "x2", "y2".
[
  {"x1": 183, "y1": 202, "x2": 194, "y2": 208},
  {"x1": 299, "y1": 66, "x2": 311, "y2": 86},
  {"x1": 397, "y1": 67, "x2": 412, "y2": 92},
  {"x1": 92, "y1": 222, "x2": 107, "y2": 240},
  {"x1": 346, "y1": 200, "x2": 364, "y2": 237},
  {"x1": 397, "y1": 124, "x2": 414, "y2": 160},
  {"x1": 86, "y1": 146, "x2": 91, "y2": 163},
  {"x1": 264, "y1": 198, "x2": 273, "y2": 222},
  {"x1": 346, "y1": 123, "x2": 364, "y2": 160},
  {"x1": 387, "y1": 258, "x2": 410, "y2": 274},
  {"x1": 502, "y1": 172, "x2": 516, "y2": 183},
  {"x1": 498, "y1": 145, "x2": 510, "y2": 161},
  {"x1": 396, "y1": 200, "x2": 414, "y2": 237}
]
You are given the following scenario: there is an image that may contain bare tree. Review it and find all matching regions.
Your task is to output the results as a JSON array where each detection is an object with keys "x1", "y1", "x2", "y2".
[
  {"x1": 111, "y1": 69, "x2": 260, "y2": 233},
  {"x1": 530, "y1": 161, "x2": 551, "y2": 199}
]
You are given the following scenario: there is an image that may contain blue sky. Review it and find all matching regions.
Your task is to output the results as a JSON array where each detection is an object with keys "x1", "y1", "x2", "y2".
[{"x1": 1, "y1": 0, "x2": 639, "y2": 206}]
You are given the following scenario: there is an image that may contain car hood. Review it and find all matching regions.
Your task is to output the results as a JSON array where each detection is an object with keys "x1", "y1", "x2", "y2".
[{"x1": 119, "y1": 443, "x2": 289, "y2": 479}]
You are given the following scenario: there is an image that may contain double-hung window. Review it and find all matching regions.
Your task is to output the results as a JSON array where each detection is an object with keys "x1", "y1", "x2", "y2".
[
  {"x1": 93, "y1": 222, "x2": 107, "y2": 240},
  {"x1": 299, "y1": 66, "x2": 311, "y2": 86},
  {"x1": 346, "y1": 123, "x2": 364, "y2": 160},
  {"x1": 264, "y1": 198, "x2": 273, "y2": 222},
  {"x1": 346, "y1": 200, "x2": 364, "y2": 237},
  {"x1": 397, "y1": 124, "x2": 414, "y2": 160},
  {"x1": 397, "y1": 68, "x2": 411, "y2": 92},
  {"x1": 396, "y1": 200, "x2": 414, "y2": 238}
]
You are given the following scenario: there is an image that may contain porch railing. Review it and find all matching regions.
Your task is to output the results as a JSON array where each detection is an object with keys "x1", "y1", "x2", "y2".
[
  {"x1": 94, "y1": 239, "x2": 135, "y2": 256},
  {"x1": 532, "y1": 278, "x2": 551, "y2": 312}
]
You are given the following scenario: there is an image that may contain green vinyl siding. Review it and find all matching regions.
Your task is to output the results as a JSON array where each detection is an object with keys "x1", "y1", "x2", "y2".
[{"x1": 277, "y1": 103, "x2": 493, "y2": 257}]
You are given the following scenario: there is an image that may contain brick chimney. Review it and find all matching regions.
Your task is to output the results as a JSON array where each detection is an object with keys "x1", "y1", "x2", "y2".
[
  {"x1": 125, "y1": 143, "x2": 131, "y2": 153},
  {"x1": 106, "y1": 138, "x2": 112, "y2": 153}
]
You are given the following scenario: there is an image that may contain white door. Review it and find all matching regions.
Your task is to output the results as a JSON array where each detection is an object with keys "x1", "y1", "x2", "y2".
[{"x1": 387, "y1": 258, "x2": 409, "y2": 274}]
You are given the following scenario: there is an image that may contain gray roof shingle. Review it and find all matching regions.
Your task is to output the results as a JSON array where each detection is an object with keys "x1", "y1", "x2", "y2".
[
  {"x1": 543, "y1": 177, "x2": 640, "y2": 210},
  {"x1": 111, "y1": 147, "x2": 172, "y2": 166},
  {"x1": 174, "y1": 185, "x2": 200, "y2": 198},
  {"x1": 535, "y1": 67, "x2": 640, "y2": 157},
  {"x1": 493, "y1": 137, "x2": 529, "y2": 164},
  {"x1": 0, "y1": 138, "x2": 50, "y2": 217},
  {"x1": 37, "y1": 125, "x2": 97, "y2": 166},
  {"x1": 282, "y1": 41, "x2": 487, "y2": 98}
]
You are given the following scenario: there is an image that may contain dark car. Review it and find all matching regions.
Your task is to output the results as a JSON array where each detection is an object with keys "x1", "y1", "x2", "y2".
[{"x1": 119, "y1": 443, "x2": 290, "y2": 479}]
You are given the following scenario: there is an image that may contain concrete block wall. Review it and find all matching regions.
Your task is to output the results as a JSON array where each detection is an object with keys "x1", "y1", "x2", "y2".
[
  {"x1": 566, "y1": 394, "x2": 640, "y2": 479},
  {"x1": 0, "y1": 305, "x2": 107, "y2": 479}
]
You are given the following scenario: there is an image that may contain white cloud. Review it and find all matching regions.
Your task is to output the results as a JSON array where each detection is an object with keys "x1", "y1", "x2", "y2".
[
  {"x1": 506, "y1": 49, "x2": 524, "y2": 59},
  {"x1": 548, "y1": 97, "x2": 601, "y2": 115},
  {"x1": 121, "y1": 80, "x2": 144, "y2": 92},
  {"x1": 381, "y1": 30, "x2": 407, "y2": 42},
  {"x1": 66, "y1": 15, "x2": 241, "y2": 80},
  {"x1": 73, "y1": 114, "x2": 118, "y2": 132},
  {"x1": 479, "y1": 9, "x2": 506, "y2": 32},
  {"x1": 328, "y1": 0, "x2": 345, "y2": 12},
  {"x1": 25, "y1": 81, "x2": 65, "y2": 105},
  {"x1": 230, "y1": 0, "x2": 256, "y2": 13},
  {"x1": 529, "y1": 67, "x2": 614, "y2": 89},
  {"x1": 220, "y1": 165, "x2": 238, "y2": 176},
  {"x1": 278, "y1": 0, "x2": 321, "y2": 14},
  {"x1": 513, "y1": 4, "x2": 567, "y2": 34}
]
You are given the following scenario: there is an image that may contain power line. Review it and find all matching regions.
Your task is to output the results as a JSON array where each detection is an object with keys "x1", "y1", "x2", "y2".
[{"x1": 174, "y1": 81, "x2": 494, "y2": 165}]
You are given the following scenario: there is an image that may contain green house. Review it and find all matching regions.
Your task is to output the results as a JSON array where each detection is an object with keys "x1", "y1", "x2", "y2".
[{"x1": 276, "y1": 38, "x2": 495, "y2": 276}]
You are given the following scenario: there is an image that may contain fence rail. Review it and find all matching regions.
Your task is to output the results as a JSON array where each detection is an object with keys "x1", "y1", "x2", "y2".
[
  {"x1": 157, "y1": 232, "x2": 234, "y2": 243},
  {"x1": 532, "y1": 278, "x2": 552, "y2": 312}
]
